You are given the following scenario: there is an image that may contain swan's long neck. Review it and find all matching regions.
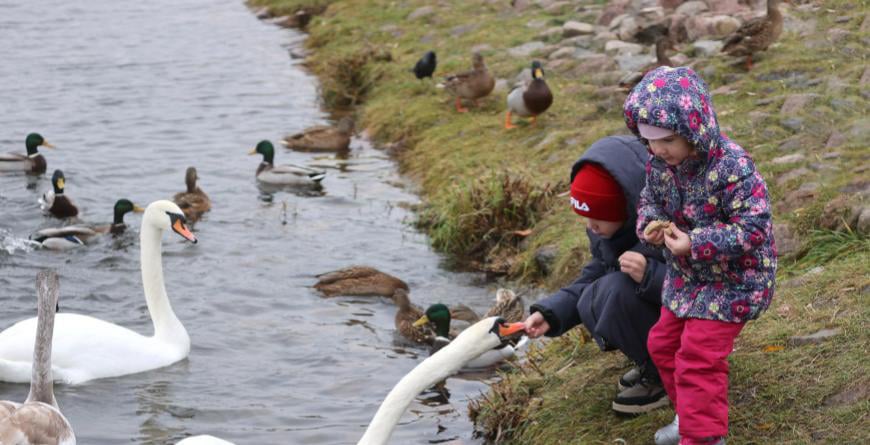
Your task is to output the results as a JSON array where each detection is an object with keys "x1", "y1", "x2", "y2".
[
  {"x1": 27, "y1": 272, "x2": 58, "y2": 408},
  {"x1": 141, "y1": 223, "x2": 187, "y2": 343},
  {"x1": 357, "y1": 320, "x2": 501, "y2": 445}
]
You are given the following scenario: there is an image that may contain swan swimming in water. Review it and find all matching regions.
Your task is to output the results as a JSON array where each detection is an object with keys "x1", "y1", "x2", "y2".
[
  {"x1": 173, "y1": 317, "x2": 525, "y2": 445},
  {"x1": 0, "y1": 200, "x2": 197, "y2": 384},
  {"x1": 0, "y1": 271, "x2": 76, "y2": 445}
]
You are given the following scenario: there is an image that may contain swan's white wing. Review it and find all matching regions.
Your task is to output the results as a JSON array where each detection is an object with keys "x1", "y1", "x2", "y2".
[
  {"x1": 0, "y1": 313, "x2": 188, "y2": 384},
  {"x1": 176, "y1": 435, "x2": 236, "y2": 445}
]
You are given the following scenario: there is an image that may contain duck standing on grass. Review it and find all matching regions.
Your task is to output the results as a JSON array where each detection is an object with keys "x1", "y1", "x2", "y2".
[
  {"x1": 31, "y1": 199, "x2": 144, "y2": 249},
  {"x1": 721, "y1": 0, "x2": 784, "y2": 70},
  {"x1": 0, "y1": 270, "x2": 76, "y2": 445},
  {"x1": 249, "y1": 140, "x2": 326, "y2": 185},
  {"x1": 173, "y1": 167, "x2": 211, "y2": 224},
  {"x1": 505, "y1": 61, "x2": 553, "y2": 129},
  {"x1": 40, "y1": 169, "x2": 79, "y2": 218},
  {"x1": 440, "y1": 52, "x2": 495, "y2": 113},
  {"x1": 0, "y1": 133, "x2": 54, "y2": 174},
  {"x1": 412, "y1": 51, "x2": 437, "y2": 80},
  {"x1": 281, "y1": 117, "x2": 354, "y2": 152}
]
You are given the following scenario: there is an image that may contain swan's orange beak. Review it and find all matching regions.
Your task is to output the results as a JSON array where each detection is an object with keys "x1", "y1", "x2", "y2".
[
  {"x1": 498, "y1": 322, "x2": 525, "y2": 338},
  {"x1": 172, "y1": 218, "x2": 197, "y2": 243}
]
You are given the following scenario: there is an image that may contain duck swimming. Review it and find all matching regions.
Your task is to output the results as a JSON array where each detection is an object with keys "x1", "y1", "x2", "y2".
[
  {"x1": 0, "y1": 133, "x2": 54, "y2": 174},
  {"x1": 281, "y1": 117, "x2": 354, "y2": 152},
  {"x1": 173, "y1": 167, "x2": 211, "y2": 224},
  {"x1": 40, "y1": 169, "x2": 79, "y2": 219},
  {"x1": 314, "y1": 266, "x2": 409, "y2": 298},
  {"x1": 31, "y1": 199, "x2": 144, "y2": 250},
  {"x1": 249, "y1": 140, "x2": 326, "y2": 185}
]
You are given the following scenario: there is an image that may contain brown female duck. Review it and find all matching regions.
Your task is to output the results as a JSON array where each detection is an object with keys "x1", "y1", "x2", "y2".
[
  {"x1": 441, "y1": 52, "x2": 495, "y2": 113},
  {"x1": 483, "y1": 288, "x2": 525, "y2": 323},
  {"x1": 393, "y1": 288, "x2": 436, "y2": 345},
  {"x1": 173, "y1": 167, "x2": 211, "y2": 224},
  {"x1": 314, "y1": 266, "x2": 409, "y2": 297},
  {"x1": 722, "y1": 0, "x2": 784, "y2": 70},
  {"x1": 281, "y1": 117, "x2": 354, "y2": 152}
]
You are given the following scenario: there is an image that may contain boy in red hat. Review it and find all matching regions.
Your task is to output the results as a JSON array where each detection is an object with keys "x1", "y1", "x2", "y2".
[{"x1": 524, "y1": 135, "x2": 668, "y2": 415}]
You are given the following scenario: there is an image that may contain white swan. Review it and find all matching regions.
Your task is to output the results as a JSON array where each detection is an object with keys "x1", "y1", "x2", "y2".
[
  {"x1": 174, "y1": 317, "x2": 525, "y2": 445},
  {"x1": 358, "y1": 316, "x2": 525, "y2": 445},
  {"x1": 0, "y1": 200, "x2": 197, "y2": 384},
  {"x1": 0, "y1": 270, "x2": 76, "y2": 445},
  {"x1": 176, "y1": 435, "x2": 235, "y2": 445}
]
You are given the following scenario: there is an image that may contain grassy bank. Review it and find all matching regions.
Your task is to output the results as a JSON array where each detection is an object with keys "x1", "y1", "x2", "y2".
[{"x1": 249, "y1": 0, "x2": 869, "y2": 442}]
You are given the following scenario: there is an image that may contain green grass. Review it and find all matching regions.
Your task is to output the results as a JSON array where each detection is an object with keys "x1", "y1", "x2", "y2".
[{"x1": 249, "y1": 0, "x2": 870, "y2": 441}]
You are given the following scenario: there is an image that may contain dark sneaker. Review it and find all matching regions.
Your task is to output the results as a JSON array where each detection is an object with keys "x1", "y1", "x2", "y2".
[
  {"x1": 612, "y1": 378, "x2": 669, "y2": 414},
  {"x1": 617, "y1": 367, "x2": 641, "y2": 391},
  {"x1": 654, "y1": 415, "x2": 679, "y2": 445}
]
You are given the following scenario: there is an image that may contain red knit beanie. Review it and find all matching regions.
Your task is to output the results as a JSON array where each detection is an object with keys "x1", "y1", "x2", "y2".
[{"x1": 569, "y1": 163, "x2": 627, "y2": 222}]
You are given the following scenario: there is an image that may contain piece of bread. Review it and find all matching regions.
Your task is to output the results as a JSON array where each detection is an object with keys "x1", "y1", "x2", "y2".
[{"x1": 643, "y1": 220, "x2": 672, "y2": 237}]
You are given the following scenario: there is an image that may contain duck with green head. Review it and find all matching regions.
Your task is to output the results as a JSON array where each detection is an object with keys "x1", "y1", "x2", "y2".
[
  {"x1": 31, "y1": 199, "x2": 145, "y2": 250},
  {"x1": 505, "y1": 61, "x2": 553, "y2": 129},
  {"x1": 415, "y1": 302, "x2": 529, "y2": 369},
  {"x1": 40, "y1": 170, "x2": 79, "y2": 219},
  {"x1": 248, "y1": 140, "x2": 326, "y2": 186},
  {"x1": 0, "y1": 133, "x2": 54, "y2": 174}
]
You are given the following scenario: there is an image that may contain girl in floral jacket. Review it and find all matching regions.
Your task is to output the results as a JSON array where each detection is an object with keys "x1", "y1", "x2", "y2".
[{"x1": 623, "y1": 66, "x2": 777, "y2": 445}]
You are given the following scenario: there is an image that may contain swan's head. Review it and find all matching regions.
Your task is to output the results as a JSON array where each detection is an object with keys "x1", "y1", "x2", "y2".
[
  {"x1": 489, "y1": 317, "x2": 525, "y2": 339},
  {"x1": 143, "y1": 200, "x2": 197, "y2": 243}
]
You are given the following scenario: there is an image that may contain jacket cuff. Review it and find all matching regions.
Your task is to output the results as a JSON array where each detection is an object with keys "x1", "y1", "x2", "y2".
[{"x1": 529, "y1": 304, "x2": 561, "y2": 337}]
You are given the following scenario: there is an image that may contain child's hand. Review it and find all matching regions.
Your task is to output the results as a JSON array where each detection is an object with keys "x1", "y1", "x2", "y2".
[
  {"x1": 523, "y1": 312, "x2": 550, "y2": 339},
  {"x1": 664, "y1": 224, "x2": 691, "y2": 256},
  {"x1": 642, "y1": 220, "x2": 669, "y2": 245},
  {"x1": 618, "y1": 251, "x2": 647, "y2": 283}
]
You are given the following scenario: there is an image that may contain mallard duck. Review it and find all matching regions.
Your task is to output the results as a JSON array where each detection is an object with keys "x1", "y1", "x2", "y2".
[
  {"x1": 0, "y1": 133, "x2": 54, "y2": 174},
  {"x1": 505, "y1": 61, "x2": 554, "y2": 129},
  {"x1": 249, "y1": 140, "x2": 326, "y2": 185},
  {"x1": 412, "y1": 51, "x2": 437, "y2": 80},
  {"x1": 721, "y1": 0, "x2": 783, "y2": 70},
  {"x1": 0, "y1": 271, "x2": 76, "y2": 444},
  {"x1": 618, "y1": 34, "x2": 675, "y2": 91},
  {"x1": 173, "y1": 167, "x2": 210, "y2": 224},
  {"x1": 280, "y1": 117, "x2": 354, "y2": 152},
  {"x1": 414, "y1": 303, "x2": 530, "y2": 369},
  {"x1": 39, "y1": 169, "x2": 79, "y2": 219},
  {"x1": 483, "y1": 288, "x2": 525, "y2": 323},
  {"x1": 441, "y1": 52, "x2": 495, "y2": 113},
  {"x1": 30, "y1": 199, "x2": 144, "y2": 250},
  {"x1": 314, "y1": 265, "x2": 409, "y2": 297},
  {"x1": 393, "y1": 288, "x2": 436, "y2": 345}
]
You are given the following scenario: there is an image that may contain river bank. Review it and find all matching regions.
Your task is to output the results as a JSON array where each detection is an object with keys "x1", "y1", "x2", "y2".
[{"x1": 248, "y1": 0, "x2": 869, "y2": 442}]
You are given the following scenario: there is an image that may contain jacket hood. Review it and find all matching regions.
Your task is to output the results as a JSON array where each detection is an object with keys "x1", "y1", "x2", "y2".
[
  {"x1": 623, "y1": 66, "x2": 722, "y2": 158},
  {"x1": 570, "y1": 135, "x2": 648, "y2": 224}
]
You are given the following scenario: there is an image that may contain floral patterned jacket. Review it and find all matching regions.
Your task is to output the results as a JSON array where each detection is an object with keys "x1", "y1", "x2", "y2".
[{"x1": 623, "y1": 66, "x2": 777, "y2": 323}]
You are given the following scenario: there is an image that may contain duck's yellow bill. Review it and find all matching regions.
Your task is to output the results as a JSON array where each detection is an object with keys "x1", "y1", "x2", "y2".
[
  {"x1": 498, "y1": 322, "x2": 526, "y2": 337},
  {"x1": 248, "y1": 148, "x2": 257, "y2": 155},
  {"x1": 42, "y1": 141, "x2": 55, "y2": 149},
  {"x1": 534, "y1": 68, "x2": 543, "y2": 78},
  {"x1": 133, "y1": 205, "x2": 145, "y2": 213},
  {"x1": 56, "y1": 178, "x2": 65, "y2": 189},
  {"x1": 413, "y1": 315, "x2": 430, "y2": 327}
]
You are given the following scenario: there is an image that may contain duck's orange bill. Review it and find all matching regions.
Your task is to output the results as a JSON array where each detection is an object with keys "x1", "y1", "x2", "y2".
[
  {"x1": 499, "y1": 322, "x2": 526, "y2": 337},
  {"x1": 172, "y1": 219, "x2": 197, "y2": 243}
]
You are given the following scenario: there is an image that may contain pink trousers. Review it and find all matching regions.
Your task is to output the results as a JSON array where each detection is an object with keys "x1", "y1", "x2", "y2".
[{"x1": 647, "y1": 307, "x2": 744, "y2": 444}]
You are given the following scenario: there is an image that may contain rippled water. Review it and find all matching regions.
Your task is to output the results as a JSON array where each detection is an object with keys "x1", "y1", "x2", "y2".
[{"x1": 0, "y1": 1, "x2": 513, "y2": 443}]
